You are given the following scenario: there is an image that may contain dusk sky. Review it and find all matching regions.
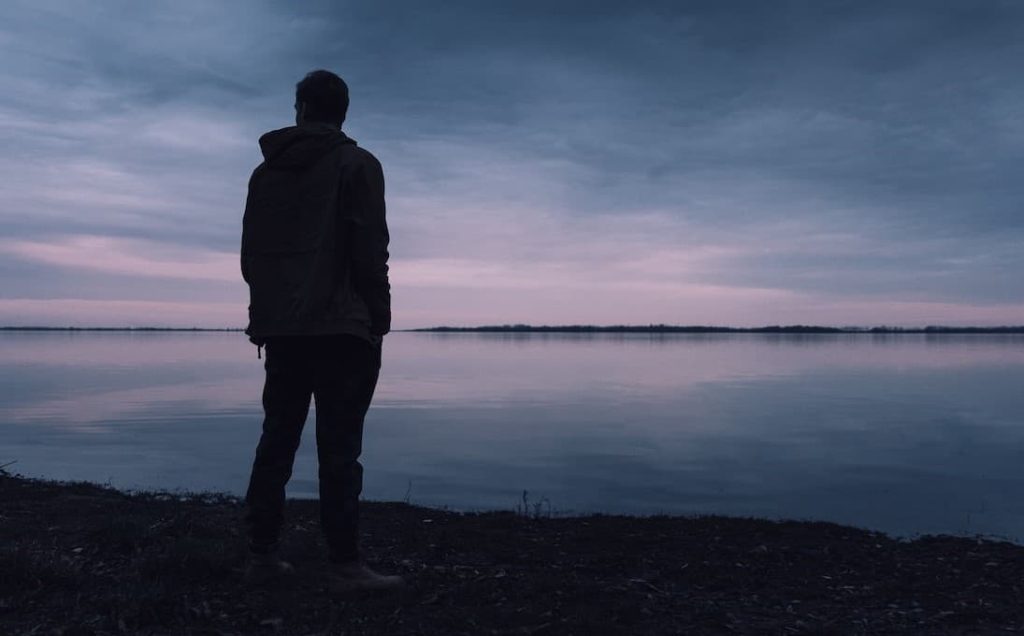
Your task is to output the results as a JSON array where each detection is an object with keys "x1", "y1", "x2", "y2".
[{"x1": 1, "y1": 0, "x2": 1022, "y2": 328}]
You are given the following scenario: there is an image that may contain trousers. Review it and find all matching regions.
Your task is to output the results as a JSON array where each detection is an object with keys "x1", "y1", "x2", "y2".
[{"x1": 244, "y1": 334, "x2": 381, "y2": 563}]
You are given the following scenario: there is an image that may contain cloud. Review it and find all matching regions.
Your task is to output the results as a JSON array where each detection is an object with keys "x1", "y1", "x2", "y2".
[
  {"x1": 0, "y1": 298, "x2": 243, "y2": 328},
  {"x1": 0, "y1": 235, "x2": 238, "y2": 282},
  {"x1": 0, "y1": 0, "x2": 1022, "y2": 326}
]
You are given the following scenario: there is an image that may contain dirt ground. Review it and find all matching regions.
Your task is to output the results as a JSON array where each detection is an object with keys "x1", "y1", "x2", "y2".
[{"x1": 2, "y1": 471, "x2": 1023, "y2": 635}]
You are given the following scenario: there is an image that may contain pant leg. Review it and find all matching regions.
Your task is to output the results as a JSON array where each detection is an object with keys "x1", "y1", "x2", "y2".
[
  {"x1": 244, "y1": 338, "x2": 313, "y2": 553},
  {"x1": 312, "y1": 335, "x2": 382, "y2": 563}
]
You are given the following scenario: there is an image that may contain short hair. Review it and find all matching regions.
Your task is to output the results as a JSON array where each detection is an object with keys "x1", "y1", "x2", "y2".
[{"x1": 295, "y1": 70, "x2": 349, "y2": 125}]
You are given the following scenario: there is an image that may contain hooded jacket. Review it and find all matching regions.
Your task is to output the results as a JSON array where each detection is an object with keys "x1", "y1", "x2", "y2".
[{"x1": 241, "y1": 123, "x2": 390, "y2": 344}]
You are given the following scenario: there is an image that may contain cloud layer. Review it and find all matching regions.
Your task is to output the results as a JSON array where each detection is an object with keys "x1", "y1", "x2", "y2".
[{"x1": 1, "y1": 0, "x2": 1022, "y2": 327}]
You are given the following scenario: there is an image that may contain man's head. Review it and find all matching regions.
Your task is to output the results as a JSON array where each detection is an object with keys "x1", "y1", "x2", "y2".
[{"x1": 295, "y1": 70, "x2": 349, "y2": 128}]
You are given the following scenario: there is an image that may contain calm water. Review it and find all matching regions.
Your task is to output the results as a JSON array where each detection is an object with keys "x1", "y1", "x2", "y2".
[{"x1": 2, "y1": 330, "x2": 1024, "y2": 540}]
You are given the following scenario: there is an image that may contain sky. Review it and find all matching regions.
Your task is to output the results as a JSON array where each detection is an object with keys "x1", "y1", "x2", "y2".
[{"x1": 0, "y1": 0, "x2": 1022, "y2": 329}]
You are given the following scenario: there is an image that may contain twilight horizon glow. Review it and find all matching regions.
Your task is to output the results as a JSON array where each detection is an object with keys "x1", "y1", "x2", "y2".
[{"x1": 1, "y1": 1, "x2": 1022, "y2": 329}]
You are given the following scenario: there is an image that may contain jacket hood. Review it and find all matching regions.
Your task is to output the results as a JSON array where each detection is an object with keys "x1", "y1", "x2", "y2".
[{"x1": 258, "y1": 124, "x2": 356, "y2": 170}]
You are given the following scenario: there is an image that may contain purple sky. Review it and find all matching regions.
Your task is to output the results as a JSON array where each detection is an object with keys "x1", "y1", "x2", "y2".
[{"x1": 1, "y1": 1, "x2": 1022, "y2": 328}]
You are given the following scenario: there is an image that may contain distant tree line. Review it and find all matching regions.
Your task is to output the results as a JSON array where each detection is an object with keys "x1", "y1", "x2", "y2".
[
  {"x1": 411, "y1": 324, "x2": 1024, "y2": 334},
  {"x1": 3, "y1": 325, "x2": 1023, "y2": 334}
]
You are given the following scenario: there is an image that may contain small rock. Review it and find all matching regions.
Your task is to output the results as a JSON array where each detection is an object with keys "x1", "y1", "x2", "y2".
[{"x1": 259, "y1": 617, "x2": 283, "y2": 630}]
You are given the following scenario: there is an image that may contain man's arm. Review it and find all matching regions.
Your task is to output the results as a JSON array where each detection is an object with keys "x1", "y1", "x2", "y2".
[
  {"x1": 240, "y1": 168, "x2": 261, "y2": 285},
  {"x1": 346, "y1": 155, "x2": 391, "y2": 336}
]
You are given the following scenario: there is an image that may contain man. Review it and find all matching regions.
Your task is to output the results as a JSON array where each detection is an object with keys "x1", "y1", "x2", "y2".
[{"x1": 240, "y1": 69, "x2": 402, "y2": 592}]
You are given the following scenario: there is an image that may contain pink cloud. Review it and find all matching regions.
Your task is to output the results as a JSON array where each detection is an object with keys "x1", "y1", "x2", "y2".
[
  {"x1": 0, "y1": 235, "x2": 238, "y2": 282},
  {"x1": 0, "y1": 298, "x2": 244, "y2": 328}
]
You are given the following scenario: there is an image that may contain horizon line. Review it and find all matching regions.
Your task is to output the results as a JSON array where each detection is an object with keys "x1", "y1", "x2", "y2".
[{"x1": 2, "y1": 324, "x2": 1024, "y2": 334}]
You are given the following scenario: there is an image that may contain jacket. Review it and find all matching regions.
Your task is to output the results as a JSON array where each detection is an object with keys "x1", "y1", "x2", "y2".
[{"x1": 241, "y1": 123, "x2": 391, "y2": 345}]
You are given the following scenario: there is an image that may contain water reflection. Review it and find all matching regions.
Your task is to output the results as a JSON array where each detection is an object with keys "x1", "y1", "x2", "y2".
[{"x1": 2, "y1": 331, "x2": 1023, "y2": 540}]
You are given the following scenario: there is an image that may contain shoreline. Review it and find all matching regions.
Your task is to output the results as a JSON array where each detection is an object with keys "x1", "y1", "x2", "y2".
[
  {"x1": 4, "y1": 325, "x2": 1024, "y2": 334},
  {"x1": 3, "y1": 471, "x2": 1023, "y2": 634},
  {"x1": 411, "y1": 326, "x2": 1024, "y2": 335}
]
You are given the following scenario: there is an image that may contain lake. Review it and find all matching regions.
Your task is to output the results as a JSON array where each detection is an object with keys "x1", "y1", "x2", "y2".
[{"x1": 2, "y1": 330, "x2": 1024, "y2": 540}]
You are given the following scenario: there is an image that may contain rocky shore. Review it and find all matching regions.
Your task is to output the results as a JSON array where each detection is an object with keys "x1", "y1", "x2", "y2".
[{"x1": 2, "y1": 471, "x2": 1023, "y2": 635}]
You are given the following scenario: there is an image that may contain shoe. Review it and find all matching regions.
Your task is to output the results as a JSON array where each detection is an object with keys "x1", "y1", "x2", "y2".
[
  {"x1": 328, "y1": 560, "x2": 405, "y2": 594},
  {"x1": 243, "y1": 552, "x2": 295, "y2": 585}
]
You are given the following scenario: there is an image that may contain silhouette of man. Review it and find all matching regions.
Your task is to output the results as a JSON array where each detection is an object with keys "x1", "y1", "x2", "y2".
[{"x1": 240, "y1": 69, "x2": 402, "y2": 592}]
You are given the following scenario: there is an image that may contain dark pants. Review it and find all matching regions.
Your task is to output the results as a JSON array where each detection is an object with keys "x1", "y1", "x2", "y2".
[{"x1": 244, "y1": 334, "x2": 381, "y2": 563}]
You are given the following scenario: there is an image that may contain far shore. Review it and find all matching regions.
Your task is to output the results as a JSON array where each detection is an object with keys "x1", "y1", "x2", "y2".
[
  {"x1": 3, "y1": 324, "x2": 1024, "y2": 334},
  {"x1": 2, "y1": 470, "x2": 1023, "y2": 634}
]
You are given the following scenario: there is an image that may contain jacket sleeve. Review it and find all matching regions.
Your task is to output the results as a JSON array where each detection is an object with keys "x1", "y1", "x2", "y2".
[
  {"x1": 346, "y1": 155, "x2": 391, "y2": 336},
  {"x1": 240, "y1": 168, "x2": 260, "y2": 285}
]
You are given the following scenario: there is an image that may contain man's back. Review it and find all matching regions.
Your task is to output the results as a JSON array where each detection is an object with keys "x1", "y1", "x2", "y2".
[{"x1": 241, "y1": 123, "x2": 390, "y2": 345}]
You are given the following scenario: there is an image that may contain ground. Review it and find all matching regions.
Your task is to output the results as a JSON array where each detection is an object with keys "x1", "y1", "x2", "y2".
[{"x1": 2, "y1": 471, "x2": 1023, "y2": 635}]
